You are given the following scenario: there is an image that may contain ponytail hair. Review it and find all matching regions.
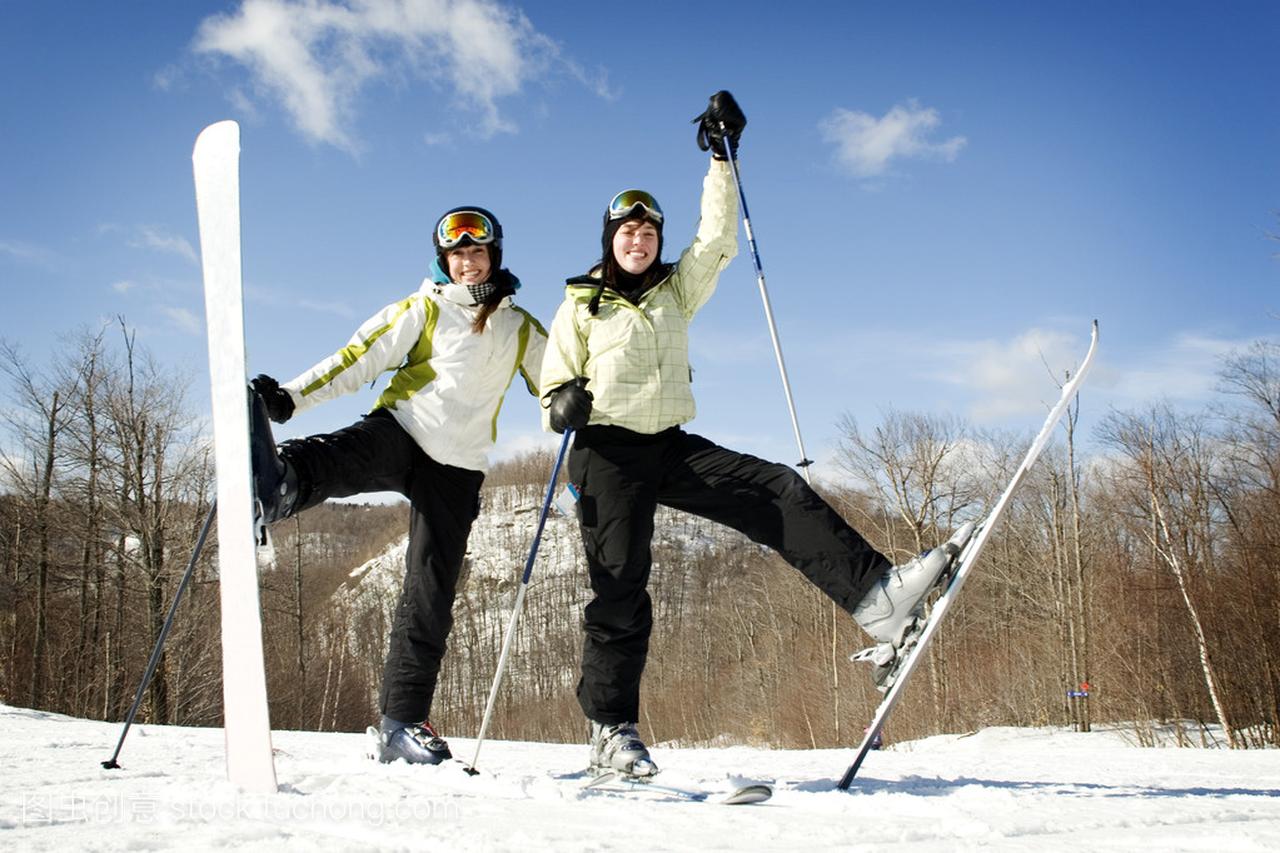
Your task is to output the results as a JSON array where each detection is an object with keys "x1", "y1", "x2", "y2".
[
  {"x1": 471, "y1": 299, "x2": 502, "y2": 334},
  {"x1": 469, "y1": 268, "x2": 519, "y2": 334}
]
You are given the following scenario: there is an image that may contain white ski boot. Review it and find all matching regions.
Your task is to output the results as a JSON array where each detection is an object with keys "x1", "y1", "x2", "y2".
[
  {"x1": 852, "y1": 522, "x2": 976, "y2": 648},
  {"x1": 588, "y1": 720, "x2": 658, "y2": 778}
]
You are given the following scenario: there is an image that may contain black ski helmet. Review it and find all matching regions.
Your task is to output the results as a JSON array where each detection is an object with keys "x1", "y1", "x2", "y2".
[{"x1": 433, "y1": 206, "x2": 503, "y2": 274}]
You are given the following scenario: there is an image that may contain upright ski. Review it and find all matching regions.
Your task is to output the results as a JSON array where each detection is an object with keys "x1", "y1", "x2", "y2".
[
  {"x1": 194, "y1": 120, "x2": 277, "y2": 794},
  {"x1": 838, "y1": 321, "x2": 1100, "y2": 790}
]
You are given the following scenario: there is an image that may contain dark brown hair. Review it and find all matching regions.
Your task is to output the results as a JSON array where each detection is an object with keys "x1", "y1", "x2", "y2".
[{"x1": 471, "y1": 298, "x2": 501, "y2": 334}]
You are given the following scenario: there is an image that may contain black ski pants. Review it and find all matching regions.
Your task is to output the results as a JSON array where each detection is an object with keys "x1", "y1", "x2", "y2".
[
  {"x1": 280, "y1": 409, "x2": 484, "y2": 724},
  {"x1": 568, "y1": 425, "x2": 890, "y2": 725}
]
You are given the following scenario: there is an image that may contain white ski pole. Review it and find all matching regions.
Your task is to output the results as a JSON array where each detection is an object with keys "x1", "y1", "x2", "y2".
[
  {"x1": 720, "y1": 130, "x2": 814, "y2": 482},
  {"x1": 465, "y1": 428, "x2": 573, "y2": 775}
]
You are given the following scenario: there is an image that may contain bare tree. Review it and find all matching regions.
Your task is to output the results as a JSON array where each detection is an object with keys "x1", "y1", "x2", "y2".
[
  {"x1": 836, "y1": 408, "x2": 979, "y2": 728},
  {"x1": 1100, "y1": 406, "x2": 1237, "y2": 747},
  {"x1": 836, "y1": 409, "x2": 976, "y2": 556},
  {"x1": 1, "y1": 340, "x2": 77, "y2": 708},
  {"x1": 57, "y1": 328, "x2": 111, "y2": 716},
  {"x1": 1214, "y1": 343, "x2": 1280, "y2": 744},
  {"x1": 97, "y1": 321, "x2": 210, "y2": 724}
]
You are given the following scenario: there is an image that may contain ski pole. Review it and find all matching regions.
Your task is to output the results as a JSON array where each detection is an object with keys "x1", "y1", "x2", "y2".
[
  {"x1": 102, "y1": 501, "x2": 217, "y2": 770},
  {"x1": 720, "y1": 129, "x2": 814, "y2": 482},
  {"x1": 465, "y1": 428, "x2": 573, "y2": 775}
]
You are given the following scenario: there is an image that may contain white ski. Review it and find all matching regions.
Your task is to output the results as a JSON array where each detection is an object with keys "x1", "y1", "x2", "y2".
[
  {"x1": 584, "y1": 771, "x2": 772, "y2": 805},
  {"x1": 194, "y1": 120, "x2": 277, "y2": 794},
  {"x1": 838, "y1": 320, "x2": 1100, "y2": 790}
]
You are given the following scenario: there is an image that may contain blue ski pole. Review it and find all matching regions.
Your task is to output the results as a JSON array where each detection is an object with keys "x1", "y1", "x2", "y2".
[
  {"x1": 465, "y1": 428, "x2": 574, "y2": 774},
  {"x1": 720, "y1": 129, "x2": 814, "y2": 481}
]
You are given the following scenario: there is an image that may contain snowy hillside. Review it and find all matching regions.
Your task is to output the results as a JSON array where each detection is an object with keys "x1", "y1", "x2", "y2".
[
  {"x1": 335, "y1": 485, "x2": 723, "y2": 601},
  {"x1": 3, "y1": 703, "x2": 1278, "y2": 851},
  {"x1": 326, "y1": 486, "x2": 743, "y2": 733}
]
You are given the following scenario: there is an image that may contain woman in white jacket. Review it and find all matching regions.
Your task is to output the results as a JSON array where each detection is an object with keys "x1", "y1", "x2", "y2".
[{"x1": 250, "y1": 207, "x2": 546, "y2": 765}]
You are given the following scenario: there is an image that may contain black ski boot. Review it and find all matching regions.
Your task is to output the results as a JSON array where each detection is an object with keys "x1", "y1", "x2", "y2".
[
  {"x1": 369, "y1": 718, "x2": 453, "y2": 765},
  {"x1": 248, "y1": 389, "x2": 298, "y2": 526}
]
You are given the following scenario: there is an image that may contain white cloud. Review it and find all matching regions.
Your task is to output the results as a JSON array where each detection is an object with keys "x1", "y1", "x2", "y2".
[
  {"x1": 820, "y1": 99, "x2": 966, "y2": 179},
  {"x1": 97, "y1": 224, "x2": 199, "y2": 264},
  {"x1": 295, "y1": 297, "x2": 358, "y2": 318},
  {"x1": 228, "y1": 87, "x2": 261, "y2": 120},
  {"x1": 821, "y1": 324, "x2": 1095, "y2": 424},
  {"x1": 161, "y1": 307, "x2": 203, "y2": 334},
  {"x1": 132, "y1": 226, "x2": 199, "y2": 264},
  {"x1": 245, "y1": 283, "x2": 357, "y2": 318},
  {"x1": 192, "y1": 0, "x2": 599, "y2": 150},
  {"x1": 934, "y1": 328, "x2": 1086, "y2": 421},
  {"x1": 152, "y1": 63, "x2": 181, "y2": 93},
  {"x1": 112, "y1": 280, "x2": 138, "y2": 294},
  {"x1": 490, "y1": 428, "x2": 561, "y2": 463},
  {"x1": 1098, "y1": 332, "x2": 1275, "y2": 405},
  {"x1": 928, "y1": 328, "x2": 1280, "y2": 423},
  {"x1": 0, "y1": 239, "x2": 56, "y2": 268}
]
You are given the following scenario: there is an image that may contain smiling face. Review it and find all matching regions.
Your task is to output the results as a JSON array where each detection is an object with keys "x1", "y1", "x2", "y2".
[
  {"x1": 446, "y1": 243, "x2": 491, "y2": 285},
  {"x1": 611, "y1": 219, "x2": 661, "y2": 276}
]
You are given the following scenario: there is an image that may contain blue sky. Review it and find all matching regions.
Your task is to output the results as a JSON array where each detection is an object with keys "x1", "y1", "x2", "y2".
[{"x1": 2, "y1": 1, "x2": 1277, "y2": 485}]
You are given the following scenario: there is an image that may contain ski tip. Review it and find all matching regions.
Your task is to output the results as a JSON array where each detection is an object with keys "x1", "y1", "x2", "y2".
[
  {"x1": 193, "y1": 120, "x2": 240, "y2": 157},
  {"x1": 721, "y1": 784, "x2": 772, "y2": 805},
  {"x1": 583, "y1": 771, "x2": 619, "y2": 789},
  {"x1": 199, "y1": 119, "x2": 240, "y2": 137}
]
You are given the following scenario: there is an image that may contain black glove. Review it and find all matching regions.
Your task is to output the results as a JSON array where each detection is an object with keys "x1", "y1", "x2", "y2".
[
  {"x1": 547, "y1": 377, "x2": 592, "y2": 434},
  {"x1": 693, "y1": 90, "x2": 747, "y2": 160},
  {"x1": 250, "y1": 374, "x2": 295, "y2": 424}
]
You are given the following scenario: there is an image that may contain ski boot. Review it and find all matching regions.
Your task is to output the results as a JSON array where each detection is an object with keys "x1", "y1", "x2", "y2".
[
  {"x1": 588, "y1": 720, "x2": 658, "y2": 779},
  {"x1": 853, "y1": 522, "x2": 976, "y2": 647},
  {"x1": 369, "y1": 717, "x2": 452, "y2": 766},
  {"x1": 248, "y1": 389, "x2": 298, "y2": 536},
  {"x1": 851, "y1": 522, "x2": 976, "y2": 687}
]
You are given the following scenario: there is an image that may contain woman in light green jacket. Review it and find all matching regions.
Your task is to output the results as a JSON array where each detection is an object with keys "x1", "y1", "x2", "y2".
[{"x1": 540, "y1": 92, "x2": 963, "y2": 780}]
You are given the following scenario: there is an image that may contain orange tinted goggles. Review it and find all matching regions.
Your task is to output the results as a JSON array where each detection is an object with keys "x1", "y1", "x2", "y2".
[{"x1": 436, "y1": 210, "x2": 497, "y2": 248}]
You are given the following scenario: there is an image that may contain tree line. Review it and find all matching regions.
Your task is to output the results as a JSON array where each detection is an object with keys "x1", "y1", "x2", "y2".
[{"x1": 2, "y1": 323, "x2": 1276, "y2": 752}]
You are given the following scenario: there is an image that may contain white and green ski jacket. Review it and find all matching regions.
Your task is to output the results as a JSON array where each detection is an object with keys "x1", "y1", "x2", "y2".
[
  {"x1": 539, "y1": 159, "x2": 739, "y2": 434},
  {"x1": 282, "y1": 280, "x2": 547, "y2": 473}
]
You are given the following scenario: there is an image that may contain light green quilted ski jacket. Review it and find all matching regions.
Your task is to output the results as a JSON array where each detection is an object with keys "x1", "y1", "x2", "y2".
[{"x1": 539, "y1": 159, "x2": 739, "y2": 434}]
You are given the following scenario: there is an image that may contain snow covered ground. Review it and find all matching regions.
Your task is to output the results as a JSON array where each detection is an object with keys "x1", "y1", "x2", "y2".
[{"x1": 2, "y1": 704, "x2": 1277, "y2": 852}]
